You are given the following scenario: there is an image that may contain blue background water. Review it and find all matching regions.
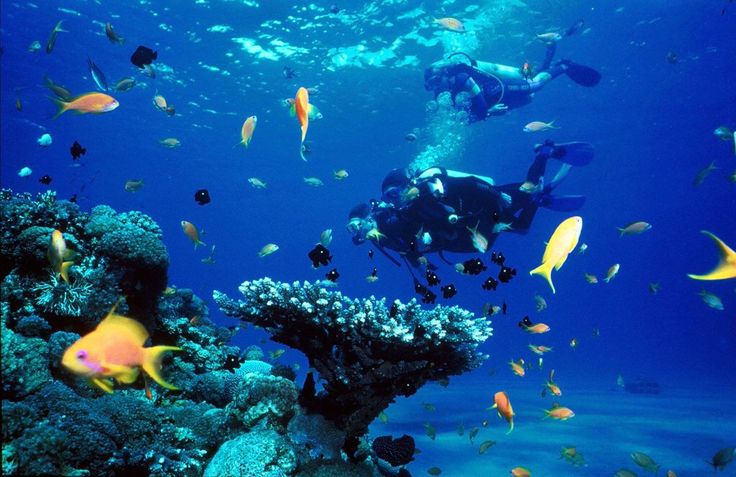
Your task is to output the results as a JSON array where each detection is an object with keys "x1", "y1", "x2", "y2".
[{"x1": 2, "y1": 0, "x2": 735, "y2": 474}]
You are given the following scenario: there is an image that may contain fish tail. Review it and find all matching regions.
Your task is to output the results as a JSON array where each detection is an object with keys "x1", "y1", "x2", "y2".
[
  {"x1": 60, "y1": 261, "x2": 74, "y2": 283},
  {"x1": 687, "y1": 230, "x2": 736, "y2": 280},
  {"x1": 506, "y1": 420, "x2": 514, "y2": 434},
  {"x1": 617, "y1": 227, "x2": 625, "y2": 237},
  {"x1": 142, "y1": 345, "x2": 181, "y2": 390},
  {"x1": 529, "y1": 262, "x2": 556, "y2": 294},
  {"x1": 300, "y1": 142, "x2": 307, "y2": 162},
  {"x1": 49, "y1": 96, "x2": 69, "y2": 119},
  {"x1": 194, "y1": 239, "x2": 206, "y2": 250}
]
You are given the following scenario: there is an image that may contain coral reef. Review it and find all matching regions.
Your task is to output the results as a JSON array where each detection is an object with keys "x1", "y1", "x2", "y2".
[
  {"x1": 213, "y1": 278, "x2": 492, "y2": 446},
  {"x1": 2, "y1": 189, "x2": 491, "y2": 476}
]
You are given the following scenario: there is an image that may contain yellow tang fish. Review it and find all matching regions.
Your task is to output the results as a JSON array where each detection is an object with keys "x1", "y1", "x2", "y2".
[
  {"x1": 239, "y1": 115, "x2": 257, "y2": 148},
  {"x1": 62, "y1": 305, "x2": 180, "y2": 393},
  {"x1": 48, "y1": 229, "x2": 75, "y2": 283},
  {"x1": 530, "y1": 216, "x2": 582, "y2": 294},
  {"x1": 51, "y1": 92, "x2": 119, "y2": 119},
  {"x1": 688, "y1": 231, "x2": 736, "y2": 280}
]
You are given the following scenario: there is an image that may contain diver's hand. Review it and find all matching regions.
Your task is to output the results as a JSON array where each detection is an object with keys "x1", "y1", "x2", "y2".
[{"x1": 488, "y1": 103, "x2": 508, "y2": 116}]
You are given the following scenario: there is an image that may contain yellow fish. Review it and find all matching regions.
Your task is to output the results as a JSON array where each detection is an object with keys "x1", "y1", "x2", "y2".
[
  {"x1": 688, "y1": 231, "x2": 736, "y2": 280},
  {"x1": 604, "y1": 263, "x2": 620, "y2": 283},
  {"x1": 258, "y1": 243, "x2": 279, "y2": 257},
  {"x1": 511, "y1": 467, "x2": 531, "y2": 477},
  {"x1": 239, "y1": 115, "x2": 257, "y2": 148},
  {"x1": 48, "y1": 229, "x2": 75, "y2": 283},
  {"x1": 334, "y1": 169, "x2": 349, "y2": 180},
  {"x1": 545, "y1": 369, "x2": 562, "y2": 396},
  {"x1": 544, "y1": 405, "x2": 575, "y2": 420},
  {"x1": 366, "y1": 228, "x2": 386, "y2": 243},
  {"x1": 584, "y1": 273, "x2": 598, "y2": 284},
  {"x1": 509, "y1": 359, "x2": 525, "y2": 377},
  {"x1": 530, "y1": 217, "x2": 582, "y2": 293},
  {"x1": 62, "y1": 305, "x2": 180, "y2": 393},
  {"x1": 51, "y1": 92, "x2": 119, "y2": 119},
  {"x1": 466, "y1": 221, "x2": 489, "y2": 253},
  {"x1": 529, "y1": 344, "x2": 552, "y2": 355},
  {"x1": 434, "y1": 17, "x2": 465, "y2": 32}
]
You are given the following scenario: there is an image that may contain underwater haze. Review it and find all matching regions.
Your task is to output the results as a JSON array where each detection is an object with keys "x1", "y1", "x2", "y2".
[{"x1": 1, "y1": 0, "x2": 735, "y2": 476}]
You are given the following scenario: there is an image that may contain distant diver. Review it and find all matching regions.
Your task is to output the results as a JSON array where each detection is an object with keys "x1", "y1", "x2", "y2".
[
  {"x1": 423, "y1": 20, "x2": 600, "y2": 122},
  {"x1": 347, "y1": 140, "x2": 594, "y2": 267}
]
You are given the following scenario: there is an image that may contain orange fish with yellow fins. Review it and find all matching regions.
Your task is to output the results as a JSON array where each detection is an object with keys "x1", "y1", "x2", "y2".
[
  {"x1": 61, "y1": 304, "x2": 180, "y2": 393},
  {"x1": 239, "y1": 115, "x2": 257, "y2": 148},
  {"x1": 295, "y1": 87, "x2": 310, "y2": 161},
  {"x1": 181, "y1": 220, "x2": 205, "y2": 249},
  {"x1": 688, "y1": 231, "x2": 736, "y2": 280},
  {"x1": 48, "y1": 229, "x2": 75, "y2": 283},
  {"x1": 50, "y1": 92, "x2": 119, "y2": 119},
  {"x1": 491, "y1": 391, "x2": 515, "y2": 434}
]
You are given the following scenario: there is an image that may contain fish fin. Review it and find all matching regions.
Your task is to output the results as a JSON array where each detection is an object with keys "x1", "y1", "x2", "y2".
[
  {"x1": 59, "y1": 261, "x2": 74, "y2": 283},
  {"x1": 506, "y1": 421, "x2": 514, "y2": 434},
  {"x1": 91, "y1": 377, "x2": 114, "y2": 393},
  {"x1": 97, "y1": 310, "x2": 150, "y2": 346},
  {"x1": 617, "y1": 227, "x2": 626, "y2": 237},
  {"x1": 142, "y1": 346, "x2": 181, "y2": 390},
  {"x1": 530, "y1": 262, "x2": 556, "y2": 294},
  {"x1": 300, "y1": 145, "x2": 307, "y2": 162},
  {"x1": 63, "y1": 249, "x2": 76, "y2": 260},
  {"x1": 688, "y1": 231, "x2": 736, "y2": 280},
  {"x1": 49, "y1": 96, "x2": 69, "y2": 119},
  {"x1": 105, "y1": 363, "x2": 140, "y2": 384},
  {"x1": 289, "y1": 103, "x2": 296, "y2": 117}
]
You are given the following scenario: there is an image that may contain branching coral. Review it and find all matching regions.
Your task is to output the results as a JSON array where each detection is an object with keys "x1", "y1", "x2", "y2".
[{"x1": 213, "y1": 278, "x2": 492, "y2": 445}]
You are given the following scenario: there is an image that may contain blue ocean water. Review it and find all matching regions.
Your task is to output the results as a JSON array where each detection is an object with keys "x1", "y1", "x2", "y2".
[{"x1": 1, "y1": 0, "x2": 735, "y2": 475}]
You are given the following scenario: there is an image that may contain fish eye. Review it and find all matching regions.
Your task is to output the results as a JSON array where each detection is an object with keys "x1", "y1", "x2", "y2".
[{"x1": 76, "y1": 350, "x2": 87, "y2": 360}]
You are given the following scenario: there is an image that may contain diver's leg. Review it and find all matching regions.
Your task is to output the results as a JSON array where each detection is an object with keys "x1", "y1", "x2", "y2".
[{"x1": 538, "y1": 43, "x2": 557, "y2": 73}]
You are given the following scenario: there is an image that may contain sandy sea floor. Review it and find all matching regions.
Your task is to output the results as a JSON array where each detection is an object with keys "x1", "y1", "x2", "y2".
[{"x1": 369, "y1": 380, "x2": 736, "y2": 476}]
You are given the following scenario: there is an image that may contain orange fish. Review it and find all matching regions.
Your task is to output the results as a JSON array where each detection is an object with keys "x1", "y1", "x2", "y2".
[
  {"x1": 295, "y1": 87, "x2": 310, "y2": 161},
  {"x1": 491, "y1": 391, "x2": 515, "y2": 434},
  {"x1": 545, "y1": 369, "x2": 562, "y2": 396},
  {"x1": 523, "y1": 323, "x2": 550, "y2": 334},
  {"x1": 181, "y1": 220, "x2": 205, "y2": 249},
  {"x1": 434, "y1": 17, "x2": 465, "y2": 32},
  {"x1": 511, "y1": 467, "x2": 531, "y2": 477},
  {"x1": 509, "y1": 359, "x2": 525, "y2": 377},
  {"x1": 61, "y1": 305, "x2": 180, "y2": 393},
  {"x1": 666, "y1": 471, "x2": 677, "y2": 477},
  {"x1": 239, "y1": 115, "x2": 257, "y2": 148},
  {"x1": 544, "y1": 405, "x2": 575, "y2": 420},
  {"x1": 529, "y1": 344, "x2": 553, "y2": 355},
  {"x1": 50, "y1": 92, "x2": 119, "y2": 119},
  {"x1": 48, "y1": 229, "x2": 75, "y2": 283}
]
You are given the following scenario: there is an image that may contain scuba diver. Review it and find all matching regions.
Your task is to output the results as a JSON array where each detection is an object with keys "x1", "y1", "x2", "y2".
[
  {"x1": 347, "y1": 140, "x2": 594, "y2": 266},
  {"x1": 424, "y1": 20, "x2": 600, "y2": 122}
]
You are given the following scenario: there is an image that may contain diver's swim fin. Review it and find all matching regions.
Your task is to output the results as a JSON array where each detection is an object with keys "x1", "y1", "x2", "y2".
[
  {"x1": 551, "y1": 142, "x2": 595, "y2": 166},
  {"x1": 561, "y1": 60, "x2": 601, "y2": 87},
  {"x1": 538, "y1": 194, "x2": 586, "y2": 211}
]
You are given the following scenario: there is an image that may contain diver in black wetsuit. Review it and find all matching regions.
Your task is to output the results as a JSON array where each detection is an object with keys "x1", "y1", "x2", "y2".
[
  {"x1": 347, "y1": 140, "x2": 594, "y2": 264},
  {"x1": 423, "y1": 20, "x2": 600, "y2": 122}
]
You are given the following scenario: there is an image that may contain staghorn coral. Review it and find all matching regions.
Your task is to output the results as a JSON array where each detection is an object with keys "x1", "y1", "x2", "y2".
[{"x1": 213, "y1": 278, "x2": 492, "y2": 445}]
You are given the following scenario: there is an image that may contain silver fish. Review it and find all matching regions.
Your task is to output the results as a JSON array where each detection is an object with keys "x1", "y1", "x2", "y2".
[{"x1": 87, "y1": 57, "x2": 108, "y2": 91}]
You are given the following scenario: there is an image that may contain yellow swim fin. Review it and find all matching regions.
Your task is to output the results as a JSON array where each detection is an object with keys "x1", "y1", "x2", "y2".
[
  {"x1": 530, "y1": 261, "x2": 556, "y2": 294},
  {"x1": 688, "y1": 231, "x2": 736, "y2": 281},
  {"x1": 142, "y1": 346, "x2": 181, "y2": 390}
]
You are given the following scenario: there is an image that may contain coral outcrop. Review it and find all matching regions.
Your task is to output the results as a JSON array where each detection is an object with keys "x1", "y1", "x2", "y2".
[{"x1": 213, "y1": 278, "x2": 492, "y2": 447}]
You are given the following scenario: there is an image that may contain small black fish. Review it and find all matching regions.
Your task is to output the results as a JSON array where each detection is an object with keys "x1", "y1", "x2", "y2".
[
  {"x1": 194, "y1": 189, "x2": 211, "y2": 206},
  {"x1": 368, "y1": 249, "x2": 374, "y2": 259},
  {"x1": 498, "y1": 266, "x2": 517, "y2": 283},
  {"x1": 482, "y1": 276, "x2": 498, "y2": 291},
  {"x1": 462, "y1": 258, "x2": 486, "y2": 275},
  {"x1": 130, "y1": 45, "x2": 157, "y2": 69},
  {"x1": 441, "y1": 284, "x2": 457, "y2": 299},
  {"x1": 39, "y1": 174, "x2": 52, "y2": 185},
  {"x1": 69, "y1": 193, "x2": 78, "y2": 203},
  {"x1": 325, "y1": 268, "x2": 339, "y2": 282},
  {"x1": 70, "y1": 141, "x2": 86, "y2": 160},
  {"x1": 518, "y1": 316, "x2": 533, "y2": 329},
  {"x1": 490, "y1": 251, "x2": 505, "y2": 266},
  {"x1": 422, "y1": 290, "x2": 436, "y2": 304},
  {"x1": 502, "y1": 302, "x2": 507, "y2": 314},
  {"x1": 491, "y1": 211, "x2": 500, "y2": 223},
  {"x1": 426, "y1": 269, "x2": 441, "y2": 287},
  {"x1": 223, "y1": 353, "x2": 243, "y2": 372},
  {"x1": 389, "y1": 302, "x2": 399, "y2": 318},
  {"x1": 329, "y1": 4, "x2": 340, "y2": 14},
  {"x1": 370, "y1": 267, "x2": 378, "y2": 278},
  {"x1": 308, "y1": 244, "x2": 332, "y2": 268},
  {"x1": 282, "y1": 66, "x2": 297, "y2": 79},
  {"x1": 414, "y1": 279, "x2": 427, "y2": 295},
  {"x1": 665, "y1": 51, "x2": 678, "y2": 64}
]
